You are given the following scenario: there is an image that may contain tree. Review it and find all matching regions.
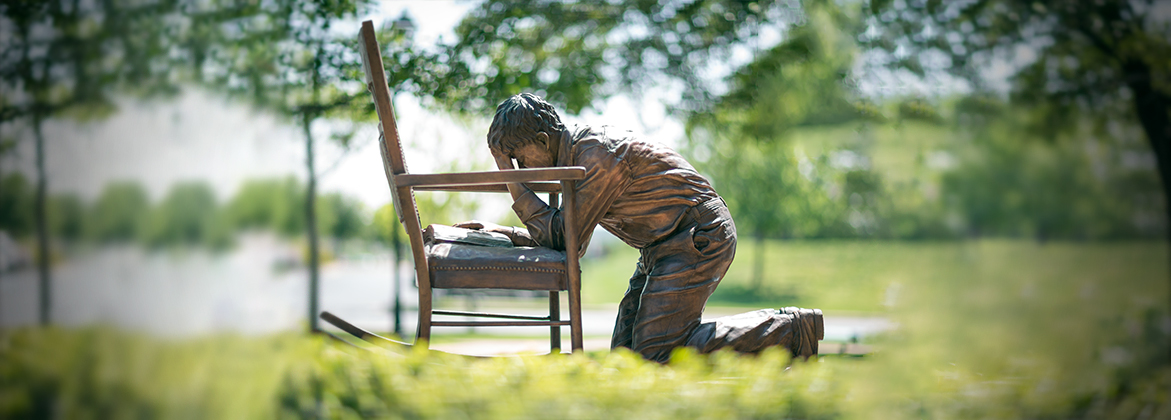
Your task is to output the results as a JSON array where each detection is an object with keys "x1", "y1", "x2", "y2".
[
  {"x1": 144, "y1": 181, "x2": 231, "y2": 249},
  {"x1": 0, "y1": 0, "x2": 254, "y2": 324},
  {"x1": 195, "y1": 0, "x2": 474, "y2": 330},
  {"x1": 226, "y1": 177, "x2": 305, "y2": 237},
  {"x1": 863, "y1": 2, "x2": 1171, "y2": 359},
  {"x1": 1, "y1": 0, "x2": 120, "y2": 325},
  {"x1": 683, "y1": 0, "x2": 866, "y2": 287},
  {"x1": 444, "y1": 0, "x2": 825, "y2": 115},
  {"x1": 88, "y1": 181, "x2": 150, "y2": 244},
  {"x1": 194, "y1": 0, "x2": 383, "y2": 331},
  {"x1": 862, "y1": 1, "x2": 1171, "y2": 229},
  {"x1": 317, "y1": 192, "x2": 366, "y2": 257},
  {"x1": 47, "y1": 193, "x2": 84, "y2": 242},
  {"x1": 942, "y1": 97, "x2": 1163, "y2": 241},
  {"x1": 0, "y1": 173, "x2": 33, "y2": 238}
]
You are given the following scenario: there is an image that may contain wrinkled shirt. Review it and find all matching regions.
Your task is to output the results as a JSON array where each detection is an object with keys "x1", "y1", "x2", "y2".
[{"x1": 512, "y1": 126, "x2": 719, "y2": 256}]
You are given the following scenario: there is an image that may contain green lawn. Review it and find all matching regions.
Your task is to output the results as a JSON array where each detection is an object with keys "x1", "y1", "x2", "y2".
[
  {"x1": 584, "y1": 239, "x2": 1169, "y2": 314},
  {"x1": 3, "y1": 240, "x2": 1169, "y2": 419},
  {"x1": 581, "y1": 238, "x2": 903, "y2": 311}
]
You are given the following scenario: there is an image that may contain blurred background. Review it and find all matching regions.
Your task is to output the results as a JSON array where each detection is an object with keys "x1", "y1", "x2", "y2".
[{"x1": 1, "y1": 0, "x2": 1170, "y2": 416}]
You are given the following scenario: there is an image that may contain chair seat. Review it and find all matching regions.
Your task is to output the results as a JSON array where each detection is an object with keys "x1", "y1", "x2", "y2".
[{"x1": 426, "y1": 241, "x2": 568, "y2": 291}]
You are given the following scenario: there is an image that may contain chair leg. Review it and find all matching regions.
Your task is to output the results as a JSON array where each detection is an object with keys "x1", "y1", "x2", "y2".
[
  {"x1": 549, "y1": 291, "x2": 561, "y2": 353},
  {"x1": 416, "y1": 290, "x2": 432, "y2": 347},
  {"x1": 568, "y1": 285, "x2": 584, "y2": 352}
]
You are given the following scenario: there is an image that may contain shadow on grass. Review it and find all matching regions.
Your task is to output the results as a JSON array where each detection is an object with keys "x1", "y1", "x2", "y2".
[{"x1": 708, "y1": 283, "x2": 802, "y2": 306}]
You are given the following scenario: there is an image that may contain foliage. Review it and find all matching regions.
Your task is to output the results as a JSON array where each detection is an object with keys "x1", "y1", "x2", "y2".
[
  {"x1": 863, "y1": 0, "x2": 1171, "y2": 231},
  {"x1": 0, "y1": 0, "x2": 270, "y2": 324},
  {"x1": 196, "y1": 0, "x2": 370, "y2": 122},
  {"x1": 1, "y1": 240, "x2": 1168, "y2": 418},
  {"x1": 0, "y1": 175, "x2": 377, "y2": 248},
  {"x1": 46, "y1": 194, "x2": 83, "y2": 242},
  {"x1": 369, "y1": 192, "x2": 481, "y2": 245},
  {"x1": 0, "y1": 328, "x2": 303, "y2": 419},
  {"x1": 226, "y1": 177, "x2": 306, "y2": 238},
  {"x1": 317, "y1": 192, "x2": 367, "y2": 243},
  {"x1": 941, "y1": 95, "x2": 1164, "y2": 240},
  {"x1": 143, "y1": 182, "x2": 232, "y2": 250},
  {"x1": 443, "y1": 0, "x2": 831, "y2": 114},
  {"x1": 223, "y1": 177, "x2": 371, "y2": 242},
  {"x1": 369, "y1": 203, "x2": 405, "y2": 245},
  {"x1": 192, "y1": 0, "x2": 428, "y2": 331},
  {"x1": 862, "y1": 0, "x2": 1170, "y2": 109},
  {"x1": 440, "y1": 0, "x2": 1164, "y2": 246},
  {"x1": 705, "y1": 0, "x2": 867, "y2": 139},
  {"x1": 1, "y1": 0, "x2": 137, "y2": 122},
  {"x1": 0, "y1": 173, "x2": 33, "y2": 237},
  {"x1": 682, "y1": 98, "x2": 1163, "y2": 244},
  {"x1": 0, "y1": 327, "x2": 842, "y2": 419},
  {"x1": 87, "y1": 182, "x2": 150, "y2": 244}
]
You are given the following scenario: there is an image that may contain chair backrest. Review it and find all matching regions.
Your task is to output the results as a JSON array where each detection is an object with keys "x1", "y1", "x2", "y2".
[
  {"x1": 358, "y1": 21, "x2": 413, "y2": 220},
  {"x1": 358, "y1": 21, "x2": 430, "y2": 286}
]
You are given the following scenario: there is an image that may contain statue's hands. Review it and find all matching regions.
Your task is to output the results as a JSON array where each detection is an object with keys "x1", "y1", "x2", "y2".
[
  {"x1": 453, "y1": 220, "x2": 529, "y2": 245},
  {"x1": 454, "y1": 220, "x2": 512, "y2": 236},
  {"x1": 453, "y1": 220, "x2": 488, "y2": 230},
  {"x1": 491, "y1": 150, "x2": 516, "y2": 171},
  {"x1": 444, "y1": 219, "x2": 487, "y2": 230}
]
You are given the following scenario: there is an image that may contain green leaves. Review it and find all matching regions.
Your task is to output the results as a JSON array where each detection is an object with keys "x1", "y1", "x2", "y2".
[
  {"x1": 144, "y1": 181, "x2": 233, "y2": 250},
  {"x1": 88, "y1": 182, "x2": 151, "y2": 244},
  {"x1": 440, "y1": 0, "x2": 830, "y2": 115}
]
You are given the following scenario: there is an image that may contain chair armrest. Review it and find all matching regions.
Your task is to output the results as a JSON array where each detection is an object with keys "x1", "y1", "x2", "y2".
[
  {"x1": 396, "y1": 167, "x2": 585, "y2": 188},
  {"x1": 414, "y1": 182, "x2": 562, "y2": 193}
]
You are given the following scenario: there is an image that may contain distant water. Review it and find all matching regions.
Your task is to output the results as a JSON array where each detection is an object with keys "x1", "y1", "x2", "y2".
[{"x1": 0, "y1": 234, "x2": 411, "y2": 337}]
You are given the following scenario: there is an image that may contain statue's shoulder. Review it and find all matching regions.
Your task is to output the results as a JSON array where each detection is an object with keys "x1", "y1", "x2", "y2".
[{"x1": 571, "y1": 125, "x2": 637, "y2": 152}]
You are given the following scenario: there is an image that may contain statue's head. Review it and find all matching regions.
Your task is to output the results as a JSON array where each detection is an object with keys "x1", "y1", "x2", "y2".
[{"x1": 487, "y1": 93, "x2": 565, "y2": 167}]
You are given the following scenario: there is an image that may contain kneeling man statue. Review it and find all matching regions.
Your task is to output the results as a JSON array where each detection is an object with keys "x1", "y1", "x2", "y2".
[{"x1": 458, "y1": 93, "x2": 823, "y2": 362}]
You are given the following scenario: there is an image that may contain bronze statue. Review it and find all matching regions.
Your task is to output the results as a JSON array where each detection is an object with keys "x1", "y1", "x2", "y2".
[{"x1": 457, "y1": 93, "x2": 823, "y2": 362}]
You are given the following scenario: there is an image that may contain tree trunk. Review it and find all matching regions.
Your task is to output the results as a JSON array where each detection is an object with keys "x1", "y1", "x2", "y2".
[
  {"x1": 303, "y1": 117, "x2": 320, "y2": 333},
  {"x1": 752, "y1": 229, "x2": 765, "y2": 291},
  {"x1": 392, "y1": 217, "x2": 402, "y2": 336},
  {"x1": 33, "y1": 115, "x2": 50, "y2": 326},
  {"x1": 1125, "y1": 59, "x2": 1171, "y2": 361}
]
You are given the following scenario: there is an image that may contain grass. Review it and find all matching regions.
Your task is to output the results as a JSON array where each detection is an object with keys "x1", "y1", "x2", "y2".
[
  {"x1": 3, "y1": 239, "x2": 1170, "y2": 418},
  {"x1": 583, "y1": 238, "x2": 1140, "y2": 314}
]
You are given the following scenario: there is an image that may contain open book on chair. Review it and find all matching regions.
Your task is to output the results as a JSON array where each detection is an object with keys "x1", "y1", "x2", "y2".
[{"x1": 423, "y1": 224, "x2": 514, "y2": 248}]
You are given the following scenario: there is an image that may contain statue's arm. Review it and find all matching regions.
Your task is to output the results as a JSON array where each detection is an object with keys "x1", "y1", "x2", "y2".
[{"x1": 511, "y1": 145, "x2": 625, "y2": 256}]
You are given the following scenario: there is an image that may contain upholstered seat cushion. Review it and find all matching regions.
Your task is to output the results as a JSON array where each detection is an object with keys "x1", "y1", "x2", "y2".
[{"x1": 426, "y1": 241, "x2": 568, "y2": 291}]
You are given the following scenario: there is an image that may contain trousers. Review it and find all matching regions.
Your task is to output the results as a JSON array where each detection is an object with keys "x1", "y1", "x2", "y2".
[{"x1": 609, "y1": 197, "x2": 822, "y2": 362}]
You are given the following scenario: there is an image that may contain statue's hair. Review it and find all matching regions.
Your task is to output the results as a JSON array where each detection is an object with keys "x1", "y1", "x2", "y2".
[{"x1": 487, "y1": 93, "x2": 565, "y2": 155}]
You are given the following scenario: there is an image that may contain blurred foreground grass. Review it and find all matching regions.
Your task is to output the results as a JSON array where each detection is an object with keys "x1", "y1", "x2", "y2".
[{"x1": 3, "y1": 240, "x2": 1170, "y2": 419}]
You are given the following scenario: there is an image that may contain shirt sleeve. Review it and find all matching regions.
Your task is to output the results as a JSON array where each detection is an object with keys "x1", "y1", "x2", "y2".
[{"x1": 511, "y1": 142, "x2": 628, "y2": 257}]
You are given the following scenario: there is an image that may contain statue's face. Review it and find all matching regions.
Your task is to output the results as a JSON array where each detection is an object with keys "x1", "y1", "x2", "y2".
[{"x1": 511, "y1": 139, "x2": 555, "y2": 168}]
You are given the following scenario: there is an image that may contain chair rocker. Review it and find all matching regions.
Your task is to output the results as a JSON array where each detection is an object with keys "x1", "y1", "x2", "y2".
[{"x1": 322, "y1": 20, "x2": 586, "y2": 353}]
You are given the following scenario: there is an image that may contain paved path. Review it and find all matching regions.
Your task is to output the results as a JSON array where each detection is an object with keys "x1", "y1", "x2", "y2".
[{"x1": 430, "y1": 336, "x2": 874, "y2": 357}]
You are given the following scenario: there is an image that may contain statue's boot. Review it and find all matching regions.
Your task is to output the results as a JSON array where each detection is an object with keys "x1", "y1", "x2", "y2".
[
  {"x1": 776, "y1": 307, "x2": 823, "y2": 359},
  {"x1": 684, "y1": 307, "x2": 824, "y2": 358}
]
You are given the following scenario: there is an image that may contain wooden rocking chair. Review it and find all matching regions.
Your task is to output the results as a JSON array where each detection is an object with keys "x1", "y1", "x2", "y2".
[{"x1": 321, "y1": 20, "x2": 586, "y2": 353}]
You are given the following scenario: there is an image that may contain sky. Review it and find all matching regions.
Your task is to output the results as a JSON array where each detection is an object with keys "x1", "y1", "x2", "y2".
[{"x1": 0, "y1": 0, "x2": 962, "y2": 217}]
